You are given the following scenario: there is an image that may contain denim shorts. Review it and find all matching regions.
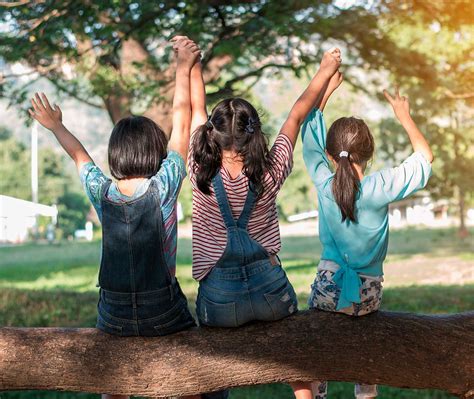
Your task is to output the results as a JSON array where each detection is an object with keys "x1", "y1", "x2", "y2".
[
  {"x1": 196, "y1": 260, "x2": 298, "y2": 327},
  {"x1": 97, "y1": 280, "x2": 196, "y2": 337}
]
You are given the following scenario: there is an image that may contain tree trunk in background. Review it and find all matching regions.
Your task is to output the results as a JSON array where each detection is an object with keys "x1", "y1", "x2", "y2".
[
  {"x1": 103, "y1": 94, "x2": 132, "y2": 124},
  {"x1": 1, "y1": 311, "x2": 473, "y2": 398},
  {"x1": 144, "y1": 90, "x2": 174, "y2": 136},
  {"x1": 458, "y1": 188, "x2": 469, "y2": 238}
]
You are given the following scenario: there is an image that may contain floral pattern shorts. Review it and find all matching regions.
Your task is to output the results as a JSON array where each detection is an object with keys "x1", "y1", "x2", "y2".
[
  {"x1": 308, "y1": 270, "x2": 383, "y2": 316},
  {"x1": 309, "y1": 268, "x2": 383, "y2": 398}
]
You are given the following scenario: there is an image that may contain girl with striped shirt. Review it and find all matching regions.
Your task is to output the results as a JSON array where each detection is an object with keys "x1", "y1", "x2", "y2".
[{"x1": 180, "y1": 33, "x2": 342, "y2": 399}]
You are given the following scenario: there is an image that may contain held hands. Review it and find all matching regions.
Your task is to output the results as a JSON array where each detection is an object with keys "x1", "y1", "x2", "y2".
[
  {"x1": 327, "y1": 70, "x2": 343, "y2": 94},
  {"x1": 383, "y1": 87, "x2": 411, "y2": 121},
  {"x1": 319, "y1": 47, "x2": 342, "y2": 79},
  {"x1": 29, "y1": 93, "x2": 63, "y2": 131},
  {"x1": 170, "y1": 35, "x2": 201, "y2": 69}
]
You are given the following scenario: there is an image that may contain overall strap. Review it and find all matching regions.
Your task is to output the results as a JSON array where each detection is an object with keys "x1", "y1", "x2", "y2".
[
  {"x1": 236, "y1": 182, "x2": 257, "y2": 230},
  {"x1": 100, "y1": 179, "x2": 113, "y2": 201},
  {"x1": 212, "y1": 172, "x2": 237, "y2": 229}
]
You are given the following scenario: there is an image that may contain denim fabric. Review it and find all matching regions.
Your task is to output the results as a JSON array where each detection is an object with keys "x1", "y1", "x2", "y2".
[
  {"x1": 97, "y1": 179, "x2": 195, "y2": 336},
  {"x1": 196, "y1": 173, "x2": 297, "y2": 328}
]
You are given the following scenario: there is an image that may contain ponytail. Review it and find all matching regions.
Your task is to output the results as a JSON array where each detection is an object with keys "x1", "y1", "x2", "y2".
[
  {"x1": 326, "y1": 116, "x2": 375, "y2": 223},
  {"x1": 332, "y1": 155, "x2": 360, "y2": 222},
  {"x1": 193, "y1": 123, "x2": 222, "y2": 195}
]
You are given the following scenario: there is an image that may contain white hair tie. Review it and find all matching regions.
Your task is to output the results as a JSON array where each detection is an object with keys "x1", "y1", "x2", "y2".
[{"x1": 339, "y1": 151, "x2": 349, "y2": 158}]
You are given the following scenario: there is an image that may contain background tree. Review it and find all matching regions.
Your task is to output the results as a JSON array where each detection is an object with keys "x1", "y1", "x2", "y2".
[
  {"x1": 378, "y1": 0, "x2": 473, "y2": 235},
  {"x1": 56, "y1": 191, "x2": 90, "y2": 238},
  {"x1": 0, "y1": 0, "x2": 434, "y2": 132}
]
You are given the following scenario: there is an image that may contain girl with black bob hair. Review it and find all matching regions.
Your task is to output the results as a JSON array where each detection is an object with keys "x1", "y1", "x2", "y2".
[
  {"x1": 182, "y1": 33, "x2": 341, "y2": 399},
  {"x1": 29, "y1": 38, "x2": 202, "y2": 399}
]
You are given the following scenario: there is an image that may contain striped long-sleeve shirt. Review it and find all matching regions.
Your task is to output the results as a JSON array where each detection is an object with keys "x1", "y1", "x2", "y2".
[{"x1": 189, "y1": 134, "x2": 294, "y2": 280}]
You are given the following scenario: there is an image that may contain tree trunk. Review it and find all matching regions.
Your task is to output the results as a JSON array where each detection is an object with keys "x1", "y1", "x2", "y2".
[
  {"x1": 1, "y1": 310, "x2": 473, "y2": 398},
  {"x1": 458, "y1": 188, "x2": 469, "y2": 238}
]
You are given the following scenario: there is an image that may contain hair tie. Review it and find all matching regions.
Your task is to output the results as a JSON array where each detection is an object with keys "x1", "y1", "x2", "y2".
[
  {"x1": 205, "y1": 116, "x2": 213, "y2": 131},
  {"x1": 245, "y1": 116, "x2": 259, "y2": 134},
  {"x1": 339, "y1": 151, "x2": 349, "y2": 158}
]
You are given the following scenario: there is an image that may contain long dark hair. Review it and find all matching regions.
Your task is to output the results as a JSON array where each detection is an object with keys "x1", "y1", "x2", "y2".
[
  {"x1": 326, "y1": 117, "x2": 374, "y2": 222},
  {"x1": 108, "y1": 115, "x2": 168, "y2": 180},
  {"x1": 192, "y1": 98, "x2": 271, "y2": 196}
]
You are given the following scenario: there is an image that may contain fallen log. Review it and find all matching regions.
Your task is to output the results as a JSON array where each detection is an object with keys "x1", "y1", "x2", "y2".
[{"x1": 1, "y1": 310, "x2": 473, "y2": 398}]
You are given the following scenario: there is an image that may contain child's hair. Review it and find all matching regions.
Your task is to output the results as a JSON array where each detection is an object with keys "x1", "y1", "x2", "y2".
[
  {"x1": 192, "y1": 98, "x2": 271, "y2": 196},
  {"x1": 326, "y1": 117, "x2": 374, "y2": 223},
  {"x1": 108, "y1": 115, "x2": 168, "y2": 180}
]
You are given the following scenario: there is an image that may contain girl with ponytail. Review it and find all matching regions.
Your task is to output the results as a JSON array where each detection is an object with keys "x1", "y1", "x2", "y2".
[
  {"x1": 302, "y1": 69, "x2": 433, "y2": 399},
  {"x1": 176, "y1": 32, "x2": 341, "y2": 399}
]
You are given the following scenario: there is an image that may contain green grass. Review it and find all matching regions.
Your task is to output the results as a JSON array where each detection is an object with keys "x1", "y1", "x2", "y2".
[{"x1": 1, "y1": 227, "x2": 473, "y2": 399}]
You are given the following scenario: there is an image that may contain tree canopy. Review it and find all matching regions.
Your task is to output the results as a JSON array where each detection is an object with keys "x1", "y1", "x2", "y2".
[{"x1": 1, "y1": 0, "x2": 435, "y2": 131}]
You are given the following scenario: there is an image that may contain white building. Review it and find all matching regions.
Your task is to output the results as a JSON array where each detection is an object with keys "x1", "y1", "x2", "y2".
[{"x1": 0, "y1": 195, "x2": 58, "y2": 243}]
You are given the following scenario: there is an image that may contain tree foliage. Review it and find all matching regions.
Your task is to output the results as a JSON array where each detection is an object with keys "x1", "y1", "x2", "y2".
[
  {"x1": 378, "y1": 0, "x2": 473, "y2": 233},
  {"x1": 0, "y1": 0, "x2": 434, "y2": 131}
]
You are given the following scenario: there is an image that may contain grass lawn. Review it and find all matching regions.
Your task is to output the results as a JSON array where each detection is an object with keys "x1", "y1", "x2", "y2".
[{"x1": 1, "y1": 226, "x2": 473, "y2": 399}]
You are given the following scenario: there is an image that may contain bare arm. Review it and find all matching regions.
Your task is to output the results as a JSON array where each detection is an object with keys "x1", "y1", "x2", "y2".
[
  {"x1": 383, "y1": 88, "x2": 434, "y2": 163},
  {"x1": 316, "y1": 70, "x2": 343, "y2": 112},
  {"x1": 190, "y1": 60, "x2": 208, "y2": 134},
  {"x1": 172, "y1": 36, "x2": 207, "y2": 134},
  {"x1": 168, "y1": 38, "x2": 200, "y2": 160},
  {"x1": 280, "y1": 48, "x2": 341, "y2": 147},
  {"x1": 29, "y1": 93, "x2": 93, "y2": 173}
]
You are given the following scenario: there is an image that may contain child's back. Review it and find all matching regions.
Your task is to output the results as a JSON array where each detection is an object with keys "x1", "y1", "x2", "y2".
[
  {"x1": 190, "y1": 132, "x2": 293, "y2": 280},
  {"x1": 303, "y1": 105, "x2": 432, "y2": 311},
  {"x1": 301, "y1": 74, "x2": 433, "y2": 399}
]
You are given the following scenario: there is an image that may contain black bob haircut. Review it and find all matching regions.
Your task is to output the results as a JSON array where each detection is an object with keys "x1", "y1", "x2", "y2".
[{"x1": 108, "y1": 115, "x2": 168, "y2": 180}]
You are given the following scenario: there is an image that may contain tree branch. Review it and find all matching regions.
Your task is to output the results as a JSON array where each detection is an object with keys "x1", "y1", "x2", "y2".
[{"x1": 1, "y1": 311, "x2": 473, "y2": 397}]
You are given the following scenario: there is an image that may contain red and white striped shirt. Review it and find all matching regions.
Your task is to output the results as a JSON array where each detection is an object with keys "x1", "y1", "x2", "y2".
[{"x1": 189, "y1": 134, "x2": 294, "y2": 280}]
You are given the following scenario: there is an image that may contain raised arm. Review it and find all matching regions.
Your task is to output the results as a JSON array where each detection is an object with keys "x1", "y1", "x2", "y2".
[
  {"x1": 29, "y1": 93, "x2": 93, "y2": 173},
  {"x1": 315, "y1": 70, "x2": 343, "y2": 112},
  {"x1": 189, "y1": 60, "x2": 208, "y2": 134},
  {"x1": 280, "y1": 48, "x2": 341, "y2": 147},
  {"x1": 168, "y1": 37, "x2": 200, "y2": 160},
  {"x1": 383, "y1": 88, "x2": 433, "y2": 163}
]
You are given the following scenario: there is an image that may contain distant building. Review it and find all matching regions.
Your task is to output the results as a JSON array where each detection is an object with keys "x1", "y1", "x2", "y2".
[
  {"x1": 0, "y1": 195, "x2": 57, "y2": 243},
  {"x1": 388, "y1": 194, "x2": 452, "y2": 228}
]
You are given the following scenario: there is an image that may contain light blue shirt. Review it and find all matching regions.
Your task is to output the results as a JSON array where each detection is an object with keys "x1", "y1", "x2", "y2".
[
  {"x1": 302, "y1": 109, "x2": 432, "y2": 310},
  {"x1": 79, "y1": 151, "x2": 186, "y2": 277}
]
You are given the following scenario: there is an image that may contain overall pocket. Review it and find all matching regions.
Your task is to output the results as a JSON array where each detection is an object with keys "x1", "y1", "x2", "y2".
[
  {"x1": 264, "y1": 281, "x2": 298, "y2": 321},
  {"x1": 197, "y1": 295, "x2": 238, "y2": 328}
]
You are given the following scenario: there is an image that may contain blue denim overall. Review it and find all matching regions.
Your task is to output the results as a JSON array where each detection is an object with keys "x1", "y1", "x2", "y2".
[
  {"x1": 196, "y1": 172, "x2": 298, "y2": 327},
  {"x1": 96, "y1": 179, "x2": 195, "y2": 336}
]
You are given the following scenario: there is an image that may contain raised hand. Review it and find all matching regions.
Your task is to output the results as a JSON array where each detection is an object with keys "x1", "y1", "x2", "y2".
[
  {"x1": 170, "y1": 35, "x2": 201, "y2": 69},
  {"x1": 319, "y1": 47, "x2": 342, "y2": 79},
  {"x1": 29, "y1": 93, "x2": 63, "y2": 131},
  {"x1": 327, "y1": 70, "x2": 343, "y2": 94},
  {"x1": 383, "y1": 87, "x2": 410, "y2": 121}
]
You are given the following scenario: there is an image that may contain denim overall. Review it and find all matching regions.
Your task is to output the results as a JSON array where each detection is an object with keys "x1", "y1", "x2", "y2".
[
  {"x1": 196, "y1": 172, "x2": 298, "y2": 327},
  {"x1": 96, "y1": 179, "x2": 195, "y2": 336}
]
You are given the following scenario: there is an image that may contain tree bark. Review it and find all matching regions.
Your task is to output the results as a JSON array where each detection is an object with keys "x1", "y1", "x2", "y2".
[{"x1": 1, "y1": 311, "x2": 473, "y2": 398}]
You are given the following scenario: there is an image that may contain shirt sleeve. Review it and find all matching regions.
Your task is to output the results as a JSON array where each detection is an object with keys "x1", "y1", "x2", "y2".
[
  {"x1": 152, "y1": 151, "x2": 187, "y2": 211},
  {"x1": 302, "y1": 108, "x2": 333, "y2": 187},
  {"x1": 79, "y1": 162, "x2": 110, "y2": 220},
  {"x1": 377, "y1": 151, "x2": 432, "y2": 204},
  {"x1": 266, "y1": 134, "x2": 294, "y2": 191}
]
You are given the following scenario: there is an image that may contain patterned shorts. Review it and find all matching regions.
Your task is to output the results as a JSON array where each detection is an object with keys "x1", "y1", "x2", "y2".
[
  {"x1": 309, "y1": 267, "x2": 383, "y2": 398},
  {"x1": 308, "y1": 269, "x2": 383, "y2": 316}
]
